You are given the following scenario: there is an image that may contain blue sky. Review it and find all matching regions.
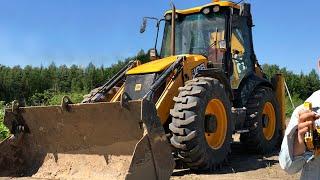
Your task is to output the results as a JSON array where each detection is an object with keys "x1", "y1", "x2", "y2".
[{"x1": 0, "y1": 0, "x2": 319, "y2": 73}]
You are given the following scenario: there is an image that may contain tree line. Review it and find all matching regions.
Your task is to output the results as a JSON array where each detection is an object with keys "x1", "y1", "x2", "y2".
[
  {"x1": 0, "y1": 53, "x2": 319, "y2": 109},
  {"x1": 262, "y1": 64, "x2": 320, "y2": 101},
  {"x1": 0, "y1": 50, "x2": 148, "y2": 105}
]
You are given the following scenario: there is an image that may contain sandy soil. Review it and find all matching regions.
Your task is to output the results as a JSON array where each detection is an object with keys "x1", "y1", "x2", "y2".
[
  {"x1": 171, "y1": 135, "x2": 300, "y2": 180},
  {"x1": 2, "y1": 140, "x2": 300, "y2": 180},
  {"x1": 1, "y1": 111, "x2": 300, "y2": 180},
  {"x1": 32, "y1": 151, "x2": 132, "y2": 179}
]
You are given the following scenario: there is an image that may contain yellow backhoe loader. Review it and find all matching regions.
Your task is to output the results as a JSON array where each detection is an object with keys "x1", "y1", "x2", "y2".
[{"x1": 0, "y1": 1, "x2": 286, "y2": 179}]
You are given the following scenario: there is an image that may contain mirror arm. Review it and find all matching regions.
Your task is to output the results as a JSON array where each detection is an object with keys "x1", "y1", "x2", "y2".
[
  {"x1": 144, "y1": 17, "x2": 159, "y2": 21},
  {"x1": 140, "y1": 17, "x2": 160, "y2": 34},
  {"x1": 140, "y1": 17, "x2": 164, "y2": 52},
  {"x1": 155, "y1": 24, "x2": 160, "y2": 50},
  {"x1": 154, "y1": 19, "x2": 164, "y2": 50}
]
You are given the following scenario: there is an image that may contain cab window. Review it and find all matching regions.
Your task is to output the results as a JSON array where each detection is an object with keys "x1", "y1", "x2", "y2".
[{"x1": 230, "y1": 14, "x2": 253, "y2": 89}]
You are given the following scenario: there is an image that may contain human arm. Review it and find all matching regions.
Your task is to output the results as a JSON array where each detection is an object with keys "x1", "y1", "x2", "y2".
[{"x1": 279, "y1": 106, "x2": 319, "y2": 174}]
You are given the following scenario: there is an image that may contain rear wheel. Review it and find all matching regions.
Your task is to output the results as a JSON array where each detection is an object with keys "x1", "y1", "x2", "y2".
[
  {"x1": 169, "y1": 77, "x2": 233, "y2": 171},
  {"x1": 240, "y1": 87, "x2": 281, "y2": 153}
]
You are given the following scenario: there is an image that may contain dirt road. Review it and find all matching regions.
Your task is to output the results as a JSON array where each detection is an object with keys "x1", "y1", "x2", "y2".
[{"x1": 171, "y1": 136, "x2": 300, "y2": 180}]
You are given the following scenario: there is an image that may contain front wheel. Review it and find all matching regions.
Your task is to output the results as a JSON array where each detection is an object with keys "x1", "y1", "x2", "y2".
[{"x1": 169, "y1": 77, "x2": 233, "y2": 171}]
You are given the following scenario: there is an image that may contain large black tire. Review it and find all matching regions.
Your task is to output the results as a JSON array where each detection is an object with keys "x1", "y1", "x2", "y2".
[
  {"x1": 169, "y1": 77, "x2": 233, "y2": 171},
  {"x1": 240, "y1": 87, "x2": 281, "y2": 153}
]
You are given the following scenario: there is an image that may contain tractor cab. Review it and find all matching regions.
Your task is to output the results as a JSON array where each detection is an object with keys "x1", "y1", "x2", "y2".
[{"x1": 160, "y1": 1, "x2": 256, "y2": 89}]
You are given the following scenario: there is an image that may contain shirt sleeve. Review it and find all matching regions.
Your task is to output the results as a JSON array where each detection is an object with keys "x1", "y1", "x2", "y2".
[{"x1": 279, "y1": 105, "x2": 314, "y2": 174}]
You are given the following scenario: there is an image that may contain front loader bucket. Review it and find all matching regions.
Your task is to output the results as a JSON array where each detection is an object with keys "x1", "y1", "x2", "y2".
[{"x1": 0, "y1": 99, "x2": 174, "y2": 179}]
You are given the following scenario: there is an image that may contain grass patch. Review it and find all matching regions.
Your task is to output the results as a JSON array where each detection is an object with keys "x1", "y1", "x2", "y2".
[
  {"x1": 0, "y1": 101, "x2": 9, "y2": 141},
  {"x1": 29, "y1": 90, "x2": 86, "y2": 106},
  {"x1": 48, "y1": 92, "x2": 85, "y2": 105},
  {"x1": 285, "y1": 94, "x2": 304, "y2": 118}
]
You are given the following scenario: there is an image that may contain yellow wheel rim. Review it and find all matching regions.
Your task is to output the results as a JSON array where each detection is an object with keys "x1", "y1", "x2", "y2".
[
  {"x1": 205, "y1": 99, "x2": 227, "y2": 150},
  {"x1": 262, "y1": 102, "x2": 276, "y2": 140}
]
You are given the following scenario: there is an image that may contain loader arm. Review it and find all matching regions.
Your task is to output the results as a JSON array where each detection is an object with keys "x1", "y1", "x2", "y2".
[{"x1": 122, "y1": 54, "x2": 206, "y2": 124}]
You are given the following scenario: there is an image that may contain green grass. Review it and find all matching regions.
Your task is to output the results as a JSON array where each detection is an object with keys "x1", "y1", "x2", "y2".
[
  {"x1": 29, "y1": 90, "x2": 87, "y2": 106},
  {"x1": 48, "y1": 92, "x2": 86, "y2": 105},
  {"x1": 0, "y1": 101, "x2": 9, "y2": 141},
  {"x1": 285, "y1": 95, "x2": 304, "y2": 118}
]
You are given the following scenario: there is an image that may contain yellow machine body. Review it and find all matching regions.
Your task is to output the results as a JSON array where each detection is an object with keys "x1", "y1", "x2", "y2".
[
  {"x1": 127, "y1": 55, "x2": 207, "y2": 124},
  {"x1": 164, "y1": 1, "x2": 240, "y2": 15},
  {"x1": 0, "y1": 1, "x2": 286, "y2": 179}
]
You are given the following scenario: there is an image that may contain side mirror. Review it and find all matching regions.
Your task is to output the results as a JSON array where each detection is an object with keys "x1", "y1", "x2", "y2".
[
  {"x1": 149, "y1": 48, "x2": 158, "y2": 60},
  {"x1": 140, "y1": 18, "x2": 147, "y2": 33}
]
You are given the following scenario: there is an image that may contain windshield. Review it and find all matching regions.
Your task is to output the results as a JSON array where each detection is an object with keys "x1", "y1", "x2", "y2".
[{"x1": 160, "y1": 12, "x2": 226, "y2": 58}]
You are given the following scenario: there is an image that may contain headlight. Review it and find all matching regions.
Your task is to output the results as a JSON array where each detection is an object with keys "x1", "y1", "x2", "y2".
[
  {"x1": 165, "y1": 13, "x2": 178, "y2": 21},
  {"x1": 213, "y1": 5, "x2": 220, "y2": 13},
  {"x1": 202, "y1": 7, "x2": 211, "y2": 15},
  {"x1": 165, "y1": 14, "x2": 172, "y2": 21}
]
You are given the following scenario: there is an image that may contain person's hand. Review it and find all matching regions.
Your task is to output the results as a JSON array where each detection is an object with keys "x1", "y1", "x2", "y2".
[
  {"x1": 297, "y1": 110, "x2": 319, "y2": 143},
  {"x1": 293, "y1": 110, "x2": 320, "y2": 156}
]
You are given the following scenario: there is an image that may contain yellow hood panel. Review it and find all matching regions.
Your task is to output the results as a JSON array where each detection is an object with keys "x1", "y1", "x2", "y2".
[{"x1": 126, "y1": 55, "x2": 206, "y2": 75}]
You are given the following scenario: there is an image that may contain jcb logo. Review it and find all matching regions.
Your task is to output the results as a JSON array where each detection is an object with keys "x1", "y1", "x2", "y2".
[{"x1": 135, "y1": 84, "x2": 142, "y2": 91}]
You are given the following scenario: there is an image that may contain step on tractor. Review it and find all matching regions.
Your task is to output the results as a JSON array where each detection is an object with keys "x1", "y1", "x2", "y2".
[{"x1": 0, "y1": 1, "x2": 286, "y2": 179}]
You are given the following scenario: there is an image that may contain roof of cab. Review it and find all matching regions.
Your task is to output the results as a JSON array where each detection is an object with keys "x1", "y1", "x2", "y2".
[{"x1": 165, "y1": 1, "x2": 240, "y2": 15}]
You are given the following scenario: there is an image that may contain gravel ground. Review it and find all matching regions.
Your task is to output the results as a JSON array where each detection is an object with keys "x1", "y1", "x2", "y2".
[{"x1": 171, "y1": 134, "x2": 300, "y2": 180}]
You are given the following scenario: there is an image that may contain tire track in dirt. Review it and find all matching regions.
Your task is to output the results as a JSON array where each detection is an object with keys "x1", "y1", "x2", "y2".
[{"x1": 171, "y1": 135, "x2": 300, "y2": 180}]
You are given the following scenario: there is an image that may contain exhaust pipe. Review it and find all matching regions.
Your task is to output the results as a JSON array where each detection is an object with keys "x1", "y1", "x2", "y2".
[{"x1": 170, "y1": 3, "x2": 176, "y2": 56}]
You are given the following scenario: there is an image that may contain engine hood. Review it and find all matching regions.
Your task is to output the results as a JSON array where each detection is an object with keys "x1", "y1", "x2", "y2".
[{"x1": 126, "y1": 54, "x2": 205, "y2": 75}]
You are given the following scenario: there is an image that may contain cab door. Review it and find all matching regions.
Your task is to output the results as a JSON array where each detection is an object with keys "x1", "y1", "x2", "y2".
[{"x1": 230, "y1": 14, "x2": 254, "y2": 89}]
